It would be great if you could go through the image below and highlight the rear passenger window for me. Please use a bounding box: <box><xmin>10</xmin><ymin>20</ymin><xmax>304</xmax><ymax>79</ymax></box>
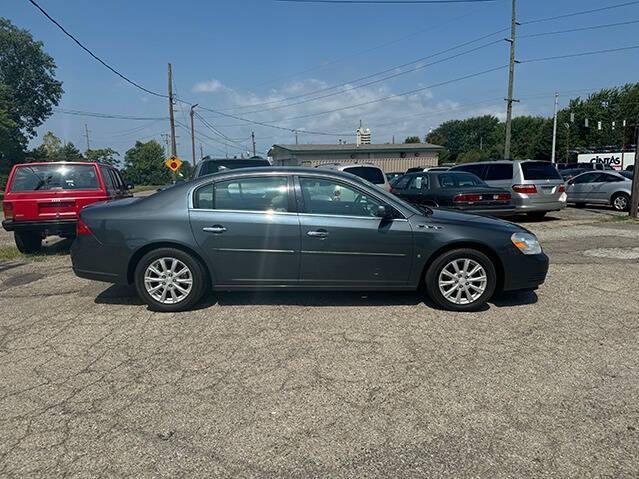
<box><xmin>521</xmin><ymin>162</ymin><xmax>561</xmax><ymax>180</ymax></box>
<box><xmin>194</xmin><ymin>176</ymin><xmax>289</xmax><ymax>212</ymax></box>
<box><xmin>453</xmin><ymin>164</ymin><xmax>486</xmax><ymax>179</ymax></box>
<box><xmin>408</xmin><ymin>176</ymin><xmax>428</xmax><ymax>190</ymax></box>
<box><xmin>100</xmin><ymin>166</ymin><xmax>116</xmax><ymax>193</ymax></box>
<box><xmin>485</xmin><ymin>164</ymin><xmax>513</xmax><ymax>181</ymax></box>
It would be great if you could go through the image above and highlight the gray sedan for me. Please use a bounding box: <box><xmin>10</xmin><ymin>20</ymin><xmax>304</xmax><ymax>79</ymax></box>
<box><xmin>71</xmin><ymin>167</ymin><xmax>549</xmax><ymax>312</ymax></box>
<box><xmin>566</xmin><ymin>171</ymin><xmax>633</xmax><ymax>211</ymax></box>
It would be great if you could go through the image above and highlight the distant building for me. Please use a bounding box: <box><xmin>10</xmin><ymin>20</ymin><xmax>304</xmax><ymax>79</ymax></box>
<box><xmin>268</xmin><ymin>143</ymin><xmax>444</xmax><ymax>173</ymax></box>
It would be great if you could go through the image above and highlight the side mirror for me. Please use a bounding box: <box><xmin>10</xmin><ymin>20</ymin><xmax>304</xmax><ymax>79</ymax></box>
<box><xmin>567</xmin><ymin>180</ymin><xmax>574</xmax><ymax>186</ymax></box>
<box><xmin>375</xmin><ymin>204</ymin><xmax>393</xmax><ymax>219</ymax></box>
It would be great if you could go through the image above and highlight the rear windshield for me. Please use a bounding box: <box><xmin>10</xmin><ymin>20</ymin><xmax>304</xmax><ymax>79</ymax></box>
<box><xmin>521</xmin><ymin>162</ymin><xmax>562</xmax><ymax>180</ymax></box>
<box><xmin>9</xmin><ymin>164</ymin><xmax>99</xmax><ymax>192</ymax></box>
<box><xmin>437</xmin><ymin>172</ymin><xmax>485</xmax><ymax>188</ymax></box>
<box><xmin>343</xmin><ymin>166</ymin><xmax>385</xmax><ymax>185</ymax></box>
<box><xmin>199</xmin><ymin>159</ymin><xmax>270</xmax><ymax>176</ymax></box>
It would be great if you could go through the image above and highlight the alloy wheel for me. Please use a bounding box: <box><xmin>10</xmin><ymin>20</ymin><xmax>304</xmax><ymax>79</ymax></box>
<box><xmin>613</xmin><ymin>195</ymin><xmax>629</xmax><ymax>211</ymax></box>
<box><xmin>144</xmin><ymin>257</ymin><xmax>193</xmax><ymax>305</ymax></box>
<box><xmin>438</xmin><ymin>258</ymin><xmax>488</xmax><ymax>305</ymax></box>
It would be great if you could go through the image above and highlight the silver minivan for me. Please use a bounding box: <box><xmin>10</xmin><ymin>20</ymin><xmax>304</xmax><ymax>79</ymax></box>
<box><xmin>316</xmin><ymin>163</ymin><xmax>391</xmax><ymax>191</ymax></box>
<box><xmin>450</xmin><ymin>160</ymin><xmax>567</xmax><ymax>219</ymax></box>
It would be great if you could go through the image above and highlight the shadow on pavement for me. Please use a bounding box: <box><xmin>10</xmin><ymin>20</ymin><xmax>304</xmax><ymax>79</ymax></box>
<box><xmin>95</xmin><ymin>284</ymin><xmax>537</xmax><ymax>312</ymax></box>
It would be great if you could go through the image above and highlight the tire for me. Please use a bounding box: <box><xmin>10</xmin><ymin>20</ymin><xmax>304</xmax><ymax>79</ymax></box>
<box><xmin>574</xmin><ymin>203</ymin><xmax>586</xmax><ymax>209</ymax></box>
<box><xmin>134</xmin><ymin>247</ymin><xmax>208</xmax><ymax>312</ymax></box>
<box><xmin>14</xmin><ymin>231</ymin><xmax>42</xmax><ymax>254</ymax></box>
<box><xmin>425</xmin><ymin>248</ymin><xmax>497</xmax><ymax>312</ymax></box>
<box><xmin>526</xmin><ymin>211</ymin><xmax>547</xmax><ymax>221</ymax></box>
<box><xmin>611</xmin><ymin>192</ymin><xmax>630</xmax><ymax>212</ymax></box>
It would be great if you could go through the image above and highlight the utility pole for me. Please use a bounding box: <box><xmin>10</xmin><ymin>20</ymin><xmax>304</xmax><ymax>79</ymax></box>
<box><xmin>295</xmin><ymin>130</ymin><xmax>299</xmax><ymax>145</ymax></box>
<box><xmin>251</xmin><ymin>131</ymin><xmax>256</xmax><ymax>157</ymax></box>
<box><xmin>190</xmin><ymin>104</ymin><xmax>198</xmax><ymax>166</ymax></box>
<box><xmin>551</xmin><ymin>92</ymin><xmax>559</xmax><ymax>164</ymax></box>
<box><xmin>167</xmin><ymin>63</ymin><xmax>177</xmax><ymax>158</ymax></box>
<box><xmin>504</xmin><ymin>0</ymin><xmax>519</xmax><ymax>159</ymax></box>
<box><xmin>200</xmin><ymin>143</ymin><xmax>204</xmax><ymax>160</ymax></box>
<box><xmin>83</xmin><ymin>123</ymin><xmax>91</xmax><ymax>152</ymax></box>
<box><xmin>630</xmin><ymin>122</ymin><xmax>639</xmax><ymax>218</ymax></box>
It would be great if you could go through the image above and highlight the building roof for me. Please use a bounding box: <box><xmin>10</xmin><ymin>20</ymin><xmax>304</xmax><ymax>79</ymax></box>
<box><xmin>270</xmin><ymin>143</ymin><xmax>444</xmax><ymax>155</ymax></box>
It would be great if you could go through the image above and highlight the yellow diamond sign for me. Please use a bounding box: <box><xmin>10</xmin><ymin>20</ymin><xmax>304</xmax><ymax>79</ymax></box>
<box><xmin>165</xmin><ymin>156</ymin><xmax>183</xmax><ymax>172</ymax></box>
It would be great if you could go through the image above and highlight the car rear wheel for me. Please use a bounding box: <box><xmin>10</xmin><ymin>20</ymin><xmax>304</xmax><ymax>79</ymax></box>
<box><xmin>14</xmin><ymin>231</ymin><xmax>42</xmax><ymax>254</ymax></box>
<box><xmin>134</xmin><ymin>248</ymin><xmax>207</xmax><ymax>312</ymax></box>
<box><xmin>611</xmin><ymin>192</ymin><xmax>630</xmax><ymax>212</ymax></box>
<box><xmin>425</xmin><ymin>249</ymin><xmax>497</xmax><ymax>312</ymax></box>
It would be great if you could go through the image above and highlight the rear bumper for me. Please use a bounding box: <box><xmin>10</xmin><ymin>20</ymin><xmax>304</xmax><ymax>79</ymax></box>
<box><xmin>2</xmin><ymin>219</ymin><xmax>76</xmax><ymax>235</ymax></box>
<box><xmin>501</xmin><ymin>251</ymin><xmax>549</xmax><ymax>292</ymax></box>
<box><xmin>510</xmin><ymin>196</ymin><xmax>567</xmax><ymax>214</ymax></box>
<box><xmin>71</xmin><ymin>233</ymin><xmax>129</xmax><ymax>285</ymax></box>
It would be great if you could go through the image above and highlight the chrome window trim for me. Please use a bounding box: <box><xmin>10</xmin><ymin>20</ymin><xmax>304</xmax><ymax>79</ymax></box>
<box><xmin>298</xmin><ymin>212</ymin><xmax>408</xmax><ymax>222</ymax></box>
<box><xmin>189</xmin><ymin>207</ymin><xmax>298</xmax><ymax>216</ymax></box>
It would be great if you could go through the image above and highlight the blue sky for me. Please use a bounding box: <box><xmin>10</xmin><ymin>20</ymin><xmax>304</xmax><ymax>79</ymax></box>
<box><xmin>6</xmin><ymin>0</ymin><xmax>639</xmax><ymax>160</ymax></box>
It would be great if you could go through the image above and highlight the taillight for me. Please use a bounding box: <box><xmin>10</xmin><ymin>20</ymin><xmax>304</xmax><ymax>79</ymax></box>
<box><xmin>76</xmin><ymin>218</ymin><xmax>92</xmax><ymax>236</ymax></box>
<box><xmin>2</xmin><ymin>202</ymin><xmax>13</xmax><ymax>220</ymax></box>
<box><xmin>512</xmin><ymin>184</ymin><xmax>538</xmax><ymax>194</ymax></box>
<box><xmin>453</xmin><ymin>194</ymin><xmax>483</xmax><ymax>203</ymax></box>
<box><xmin>495</xmin><ymin>193</ymin><xmax>512</xmax><ymax>201</ymax></box>
<box><xmin>558</xmin><ymin>184</ymin><xmax>566</xmax><ymax>193</ymax></box>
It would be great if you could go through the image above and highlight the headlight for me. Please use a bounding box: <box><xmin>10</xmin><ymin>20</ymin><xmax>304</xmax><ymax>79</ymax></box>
<box><xmin>511</xmin><ymin>232</ymin><xmax>542</xmax><ymax>255</ymax></box>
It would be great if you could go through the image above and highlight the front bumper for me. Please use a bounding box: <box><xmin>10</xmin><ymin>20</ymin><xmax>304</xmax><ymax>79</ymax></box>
<box><xmin>501</xmin><ymin>250</ymin><xmax>549</xmax><ymax>292</ymax></box>
<box><xmin>2</xmin><ymin>219</ymin><xmax>77</xmax><ymax>235</ymax></box>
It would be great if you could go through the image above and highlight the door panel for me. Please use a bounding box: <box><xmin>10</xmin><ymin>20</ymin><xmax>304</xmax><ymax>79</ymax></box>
<box><xmin>297</xmin><ymin>176</ymin><xmax>413</xmax><ymax>286</ymax></box>
<box><xmin>189</xmin><ymin>175</ymin><xmax>301</xmax><ymax>285</ymax></box>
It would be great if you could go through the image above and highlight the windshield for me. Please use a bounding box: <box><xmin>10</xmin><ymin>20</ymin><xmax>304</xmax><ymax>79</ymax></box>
<box><xmin>521</xmin><ymin>161</ymin><xmax>562</xmax><ymax>180</ymax></box>
<box><xmin>199</xmin><ymin>159</ymin><xmax>270</xmax><ymax>176</ymax></box>
<box><xmin>436</xmin><ymin>172</ymin><xmax>485</xmax><ymax>188</ymax></box>
<box><xmin>343</xmin><ymin>166</ymin><xmax>385</xmax><ymax>185</ymax></box>
<box><xmin>9</xmin><ymin>164</ymin><xmax>99</xmax><ymax>192</ymax></box>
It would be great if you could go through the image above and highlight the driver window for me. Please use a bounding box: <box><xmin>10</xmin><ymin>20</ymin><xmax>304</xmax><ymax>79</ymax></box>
<box><xmin>300</xmin><ymin>177</ymin><xmax>383</xmax><ymax>218</ymax></box>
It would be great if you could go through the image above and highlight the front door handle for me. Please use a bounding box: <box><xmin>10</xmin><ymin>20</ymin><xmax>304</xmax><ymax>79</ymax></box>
<box><xmin>203</xmin><ymin>225</ymin><xmax>227</xmax><ymax>234</ymax></box>
<box><xmin>307</xmin><ymin>229</ymin><xmax>329</xmax><ymax>238</ymax></box>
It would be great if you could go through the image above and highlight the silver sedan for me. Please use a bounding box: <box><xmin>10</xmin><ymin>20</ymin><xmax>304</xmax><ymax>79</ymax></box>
<box><xmin>566</xmin><ymin>171</ymin><xmax>633</xmax><ymax>211</ymax></box>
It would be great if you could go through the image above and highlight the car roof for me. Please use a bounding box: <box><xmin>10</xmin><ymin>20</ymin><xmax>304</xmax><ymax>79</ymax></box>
<box><xmin>317</xmin><ymin>163</ymin><xmax>382</xmax><ymax>170</ymax></box>
<box><xmin>13</xmin><ymin>161</ymin><xmax>102</xmax><ymax>167</ymax></box>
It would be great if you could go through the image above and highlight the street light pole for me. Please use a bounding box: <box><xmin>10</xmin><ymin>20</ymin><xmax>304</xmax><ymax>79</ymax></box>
<box><xmin>190</xmin><ymin>104</ymin><xmax>198</xmax><ymax>166</ymax></box>
<box><xmin>551</xmin><ymin>92</ymin><xmax>559</xmax><ymax>164</ymax></box>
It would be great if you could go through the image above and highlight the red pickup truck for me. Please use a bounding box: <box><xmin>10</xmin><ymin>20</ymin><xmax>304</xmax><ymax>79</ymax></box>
<box><xmin>2</xmin><ymin>162</ymin><xmax>132</xmax><ymax>253</ymax></box>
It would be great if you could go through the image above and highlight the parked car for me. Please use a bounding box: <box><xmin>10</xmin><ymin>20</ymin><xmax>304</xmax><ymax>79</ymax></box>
<box><xmin>72</xmin><ymin>167</ymin><xmax>549</xmax><ymax>313</ymax></box>
<box><xmin>316</xmin><ymin>163</ymin><xmax>391</xmax><ymax>191</ymax></box>
<box><xmin>560</xmin><ymin>168</ymin><xmax>589</xmax><ymax>181</ymax></box>
<box><xmin>422</xmin><ymin>167</ymin><xmax>451</xmax><ymax>172</ymax></box>
<box><xmin>391</xmin><ymin>171</ymin><xmax>514</xmax><ymax>216</ymax></box>
<box><xmin>565</xmin><ymin>171</ymin><xmax>633</xmax><ymax>211</ymax></box>
<box><xmin>619</xmin><ymin>171</ymin><xmax>635</xmax><ymax>180</ymax></box>
<box><xmin>405</xmin><ymin>167</ymin><xmax>425</xmax><ymax>174</ymax></box>
<box><xmin>2</xmin><ymin>162</ymin><xmax>132</xmax><ymax>253</ymax></box>
<box><xmin>558</xmin><ymin>162</ymin><xmax>613</xmax><ymax>171</ymax></box>
<box><xmin>192</xmin><ymin>157</ymin><xmax>271</xmax><ymax>178</ymax></box>
<box><xmin>450</xmin><ymin>160</ymin><xmax>566</xmax><ymax>220</ymax></box>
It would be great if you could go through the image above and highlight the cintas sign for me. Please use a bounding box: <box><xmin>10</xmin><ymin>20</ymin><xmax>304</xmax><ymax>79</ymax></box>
<box><xmin>577</xmin><ymin>152</ymin><xmax>636</xmax><ymax>171</ymax></box>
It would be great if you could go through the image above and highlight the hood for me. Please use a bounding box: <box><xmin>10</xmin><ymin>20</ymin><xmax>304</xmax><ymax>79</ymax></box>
<box><xmin>427</xmin><ymin>207</ymin><xmax>525</xmax><ymax>233</ymax></box>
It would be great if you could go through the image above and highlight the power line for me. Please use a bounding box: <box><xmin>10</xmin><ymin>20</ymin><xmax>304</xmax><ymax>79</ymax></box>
<box><xmin>521</xmin><ymin>0</ymin><xmax>639</xmax><ymax>25</ymax></box>
<box><xmin>521</xmin><ymin>44</ymin><xmax>639</xmax><ymax>64</ymax></box>
<box><xmin>26</xmin><ymin>0</ymin><xmax>167</xmax><ymax>98</ymax></box>
<box><xmin>275</xmin><ymin>0</ymin><xmax>497</xmax><ymax>3</ymax></box>
<box><xmin>218</xmin><ymin>28</ymin><xmax>507</xmax><ymax>112</ymax></box>
<box><xmin>519</xmin><ymin>18</ymin><xmax>639</xmax><ymax>38</ymax></box>
<box><xmin>53</xmin><ymin>108</ymin><xmax>168</xmax><ymax>121</ymax></box>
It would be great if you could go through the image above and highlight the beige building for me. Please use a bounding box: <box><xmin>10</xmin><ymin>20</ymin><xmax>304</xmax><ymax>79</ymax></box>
<box><xmin>268</xmin><ymin>143</ymin><xmax>444</xmax><ymax>173</ymax></box>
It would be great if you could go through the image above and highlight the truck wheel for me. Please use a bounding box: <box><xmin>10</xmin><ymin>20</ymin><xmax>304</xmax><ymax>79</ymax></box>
<box><xmin>14</xmin><ymin>231</ymin><xmax>42</xmax><ymax>254</ymax></box>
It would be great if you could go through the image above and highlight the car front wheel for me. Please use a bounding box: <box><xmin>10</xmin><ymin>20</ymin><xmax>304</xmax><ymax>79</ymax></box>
<box><xmin>425</xmin><ymin>249</ymin><xmax>497</xmax><ymax>312</ymax></box>
<box><xmin>134</xmin><ymin>247</ymin><xmax>207</xmax><ymax>312</ymax></box>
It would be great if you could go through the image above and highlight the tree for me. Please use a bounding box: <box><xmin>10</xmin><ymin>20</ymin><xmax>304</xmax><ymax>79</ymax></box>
<box><xmin>85</xmin><ymin>148</ymin><xmax>120</xmax><ymax>166</ymax></box>
<box><xmin>124</xmin><ymin>140</ymin><xmax>170</xmax><ymax>185</ymax></box>
<box><xmin>0</xmin><ymin>18</ymin><xmax>63</xmax><ymax>186</ymax></box>
<box><xmin>404</xmin><ymin>136</ymin><xmax>421</xmax><ymax>144</ymax></box>
<box><xmin>41</xmin><ymin>131</ymin><xmax>62</xmax><ymax>157</ymax></box>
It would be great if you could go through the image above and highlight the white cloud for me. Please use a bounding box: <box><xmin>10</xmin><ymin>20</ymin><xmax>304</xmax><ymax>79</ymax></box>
<box><xmin>192</xmin><ymin>79</ymin><xmax>226</xmax><ymax>93</ymax></box>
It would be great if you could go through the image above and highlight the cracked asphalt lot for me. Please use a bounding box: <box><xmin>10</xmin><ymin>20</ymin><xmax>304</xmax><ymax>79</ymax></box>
<box><xmin>1</xmin><ymin>208</ymin><xmax>638</xmax><ymax>478</ymax></box>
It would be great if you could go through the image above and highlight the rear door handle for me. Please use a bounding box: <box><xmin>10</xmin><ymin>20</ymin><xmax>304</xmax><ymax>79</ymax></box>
<box><xmin>307</xmin><ymin>230</ymin><xmax>329</xmax><ymax>238</ymax></box>
<box><xmin>203</xmin><ymin>225</ymin><xmax>227</xmax><ymax>234</ymax></box>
